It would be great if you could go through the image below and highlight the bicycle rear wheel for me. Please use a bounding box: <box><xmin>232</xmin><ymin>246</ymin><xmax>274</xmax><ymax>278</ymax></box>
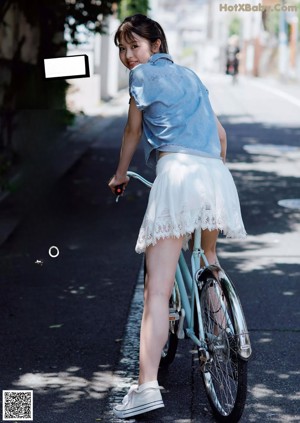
<box><xmin>198</xmin><ymin>273</ymin><xmax>248</xmax><ymax>422</ymax></box>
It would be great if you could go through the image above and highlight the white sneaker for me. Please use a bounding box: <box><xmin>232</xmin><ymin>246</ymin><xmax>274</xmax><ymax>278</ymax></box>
<box><xmin>113</xmin><ymin>380</ymin><xmax>164</xmax><ymax>419</ymax></box>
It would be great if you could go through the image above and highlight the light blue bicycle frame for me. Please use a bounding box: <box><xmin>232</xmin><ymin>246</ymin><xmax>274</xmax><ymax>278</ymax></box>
<box><xmin>175</xmin><ymin>229</ymin><xmax>208</xmax><ymax>349</ymax></box>
<box><xmin>175</xmin><ymin>230</ymin><xmax>252</xmax><ymax>360</ymax></box>
<box><xmin>126</xmin><ymin>171</ymin><xmax>252</xmax><ymax>361</ymax></box>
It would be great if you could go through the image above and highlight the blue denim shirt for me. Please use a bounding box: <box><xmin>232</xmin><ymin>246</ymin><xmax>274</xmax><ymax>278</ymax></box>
<box><xmin>129</xmin><ymin>53</ymin><xmax>221</xmax><ymax>168</ymax></box>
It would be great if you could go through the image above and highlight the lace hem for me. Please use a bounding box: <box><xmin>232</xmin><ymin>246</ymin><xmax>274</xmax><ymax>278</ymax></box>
<box><xmin>135</xmin><ymin>208</ymin><xmax>247</xmax><ymax>254</ymax></box>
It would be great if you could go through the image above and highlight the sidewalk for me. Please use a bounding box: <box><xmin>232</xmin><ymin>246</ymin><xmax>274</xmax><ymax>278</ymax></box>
<box><xmin>0</xmin><ymin>89</ymin><xmax>130</xmax><ymax>247</ymax></box>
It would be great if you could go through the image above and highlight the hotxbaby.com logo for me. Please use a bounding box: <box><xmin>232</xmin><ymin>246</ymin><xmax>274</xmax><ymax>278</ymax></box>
<box><xmin>219</xmin><ymin>2</ymin><xmax>298</xmax><ymax>12</ymax></box>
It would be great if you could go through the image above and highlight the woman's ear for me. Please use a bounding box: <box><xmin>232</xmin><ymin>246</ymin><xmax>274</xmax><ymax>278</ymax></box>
<box><xmin>151</xmin><ymin>39</ymin><xmax>161</xmax><ymax>53</ymax></box>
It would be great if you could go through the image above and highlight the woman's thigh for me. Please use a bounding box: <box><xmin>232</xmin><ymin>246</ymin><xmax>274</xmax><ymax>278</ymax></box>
<box><xmin>145</xmin><ymin>236</ymin><xmax>184</xmax><ymax>298</ymax></box>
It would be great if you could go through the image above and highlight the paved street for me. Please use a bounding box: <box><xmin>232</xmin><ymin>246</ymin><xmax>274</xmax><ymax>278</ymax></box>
<box><xmin>0</xmin><ymin>73</ymin><xmax>299</xmax><ymax>423</ymax></box>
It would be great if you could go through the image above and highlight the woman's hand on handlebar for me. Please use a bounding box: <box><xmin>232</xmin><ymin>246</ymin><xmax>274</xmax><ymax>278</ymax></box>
<box><xmin>108</xmin><ymin>174</ymin><xmax>129</xmax><ymax>196</ymax></box>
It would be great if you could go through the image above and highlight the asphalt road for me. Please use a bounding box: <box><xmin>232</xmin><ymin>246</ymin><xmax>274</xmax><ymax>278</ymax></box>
<box><xmin>0</xmin><ymin>74</ymin><xmax>299</xmax><ymax>423</ymax></box>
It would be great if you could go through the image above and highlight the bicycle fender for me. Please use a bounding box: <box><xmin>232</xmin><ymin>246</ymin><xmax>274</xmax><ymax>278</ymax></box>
<box><xmin>197</xmin><ymin>266</ymin><xmax>252</xmax><ymax>361</ymax></box>
<box><xmin>219</xmin><ymin>271</ymin><xmax>252</xmax><ymax>360</ymax></box>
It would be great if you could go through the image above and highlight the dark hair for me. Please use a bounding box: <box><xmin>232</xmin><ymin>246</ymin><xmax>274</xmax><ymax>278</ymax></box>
<box><xmin>114</xmin><ymin>14</ymin><xmax>169</xmax><ymax>54</ymax></box>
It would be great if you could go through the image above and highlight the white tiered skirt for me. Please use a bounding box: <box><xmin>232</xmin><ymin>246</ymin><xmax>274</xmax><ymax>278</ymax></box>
<box><xmin>135</xmin><ymin>153</ymin><xmax>246</xmax><ymax>254</ymax></box>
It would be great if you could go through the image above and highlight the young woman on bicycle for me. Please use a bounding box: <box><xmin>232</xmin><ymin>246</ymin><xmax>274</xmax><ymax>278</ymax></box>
<box><xmin>108</xmin><ymin>14</ymin><xmax>246</xmax><ymax>419</ymax></box>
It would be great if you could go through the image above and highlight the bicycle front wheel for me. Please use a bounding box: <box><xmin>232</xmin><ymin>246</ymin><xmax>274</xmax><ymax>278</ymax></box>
<box><xmin>199</xmin><ymin>275</ymin><xmax>248</xmax><ymax>422</ymax></box>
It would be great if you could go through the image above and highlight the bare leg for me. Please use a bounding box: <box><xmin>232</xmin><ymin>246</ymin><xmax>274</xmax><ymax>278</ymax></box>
<box><xmin>201</xmin><ymin>229</ymin><xmax>225</xmax><ymax>332</ymax></box>
<box><xmin>201</xmin><ymin>229</ymin><xmax>220</xmax><ymax>267</ymax></box>
<box><xmin>139</xmin><ymin>236</ymin><xmax>184</xmax><ymax>385</ymax></box>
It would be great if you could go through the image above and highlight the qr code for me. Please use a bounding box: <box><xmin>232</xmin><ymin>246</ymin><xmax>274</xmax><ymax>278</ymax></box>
<box><xmin>2</xmin><ymin>390</ymin><xmax>33</xmax><ymax>421</ymax></box>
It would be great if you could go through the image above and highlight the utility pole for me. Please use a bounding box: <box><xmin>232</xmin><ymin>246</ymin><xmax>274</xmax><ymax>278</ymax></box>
<box><xmin>278</xmin><ymin>0</ymin><xmax>288</xmax><ymax>81</ymax></box>
<box><xmin>207</xmin><ymin>0</ymin><xmax>213</xmax><ymax>40</ymax></box>
<box><xmin>286</xmin><ymin>11</ymin><xmax>298</xmax><ymax>79</ymax></box>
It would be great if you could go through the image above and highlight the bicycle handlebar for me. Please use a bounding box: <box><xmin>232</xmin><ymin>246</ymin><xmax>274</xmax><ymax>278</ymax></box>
<box><xmin>114</xmin><ymin>171</ymin><xmax>152</xmax><ymax>202</ymax></box>
<box><xmin>127</xmin><ymin>171</ymin><xmax>153</xmax><ymax>188</ymax></box>
<box><xmin>114</xmin><ymin>185</ymin><xmax>124</xmax><ymax>195</ymax></box>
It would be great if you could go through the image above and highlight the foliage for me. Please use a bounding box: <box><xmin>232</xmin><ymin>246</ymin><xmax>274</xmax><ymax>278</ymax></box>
<box><xmin>65</xmin><ymin>0</ymin><xmax>120</xmax><ymax>44</ymax></box>
<box><xmin>263</xmin><ymin>9</ymin><xmax>280</xmax><ymax>35</ymax></box>
<box><xmin>263</xmin><ymin>1</ymin><xmax>300</xmax><ymax>37</ymax></box>
<box><xmin>0</xmin><ymin>0</ymin><xmax>119</xmax><ymax>111</ymax></box>
<box><xmin>228</xmin><ymin>17</ymin><xmax>241</xmax><ymax>37</ymax></box>
<box><xmin>118</xmin><ymin>0</ymin><xmax>149</xmax><ymax>21</ymax></box>
<box><xmin>0</xmin><ymin>0</ymin><xmax>120</xmax><ymax>183</ymax></box>
<box><xmin>0</xmin><ymin>1</ymin><xmax>120</xmax><ymax>46</ymax></box>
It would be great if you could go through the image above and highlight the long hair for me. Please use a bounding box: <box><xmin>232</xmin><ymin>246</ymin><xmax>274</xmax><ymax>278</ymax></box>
<box><xmin>114</xmin><ymin>14</ymin><xmax>169</xmax><ymax>54</ymax></box>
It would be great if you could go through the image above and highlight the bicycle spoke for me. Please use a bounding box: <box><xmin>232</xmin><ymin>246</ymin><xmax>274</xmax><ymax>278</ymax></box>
<box><xmin>210</xmin><ymin>360</ymin><xmax>236</xmax><ymax>411</ymax></box>
<box><xmin>124</xmin><ymin>171</ymin><xmax>249</xmax><ymax>421</ymax></box>
<box><xmin>200</xmin><ymin>279</ymin><xmax>243</xmax><ymax>416</ymax></box>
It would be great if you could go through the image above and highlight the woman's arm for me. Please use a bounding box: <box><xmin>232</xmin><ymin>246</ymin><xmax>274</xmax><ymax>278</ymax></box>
<box><xmin>214</xmin><ymin>114</ymin><xmax>227</xmax><ymax>163</ymax></box>
<box><xmin>108</xmin><ymin>97</ymin><xmax>143</xmax><ymax>192</ymax></box>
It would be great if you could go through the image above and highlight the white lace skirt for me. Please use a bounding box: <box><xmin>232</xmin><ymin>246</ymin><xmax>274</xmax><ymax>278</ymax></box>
<box><xmin>135</xmin><ymin>153</ymin><xmax>246</xmax><ymax>254</ymax></box>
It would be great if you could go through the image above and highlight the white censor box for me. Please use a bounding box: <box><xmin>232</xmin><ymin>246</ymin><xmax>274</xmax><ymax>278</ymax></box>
<box><xmin>44</xmin><ymin>55</ymin><xmax>90</xmax><ymax>79</ymax></box>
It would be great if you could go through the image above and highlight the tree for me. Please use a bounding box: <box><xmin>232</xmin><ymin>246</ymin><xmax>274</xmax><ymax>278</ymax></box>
<box><xmin>0</xmin><ymin>0</ymin><xmax>119</xmax><ymax>191</ymax></box>
<box><xmin>118</xmin><ymin>0</ymin><xmax>149</xmax><ymax>21</ymax></box>
<box><xmin>0</xmin><ymin>1</ymin><xmax>120</xmax><ymax>79</ymax></box>
<box><xmin>228</xmin><ymin>17</ymin><xmax>241</xmax><ymax>37</ymax></box>
<box><xmin>0</xmin><ymin>0</ymin><xmax>121</xmax><ymax>113</ymax></box>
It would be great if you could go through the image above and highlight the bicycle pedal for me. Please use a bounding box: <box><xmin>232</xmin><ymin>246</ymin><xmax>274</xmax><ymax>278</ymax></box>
<box><xmin>199</xmin><ymin>347</ymin><xmax>210</xmax><ymax>371</ymax></box>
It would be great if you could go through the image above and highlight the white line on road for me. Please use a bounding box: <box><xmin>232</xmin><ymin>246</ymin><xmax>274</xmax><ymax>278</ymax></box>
<box><xmin>104</xmin><ymin>262</ymin><xmax>144</xmax><ymax>422</ymax></box>
<box><xmin>248</xmin><ymin>79</ymin><xmax>300</xmax><ymax>109</ymax></box>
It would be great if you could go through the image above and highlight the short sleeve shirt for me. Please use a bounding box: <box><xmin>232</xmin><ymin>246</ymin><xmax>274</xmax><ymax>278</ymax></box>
<box><xmin>129</xmin><ymin>53</ymin><xmax>221</xmax><ymax>167</ymax></box>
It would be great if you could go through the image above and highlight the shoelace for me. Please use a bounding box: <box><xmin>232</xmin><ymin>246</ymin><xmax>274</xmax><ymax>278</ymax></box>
<box><xmin>121</xmin><ymin>385</ymin><xmax>139</xmax><ymax>405</ymax></box>
<box><xmin>121</xmin><ymin>384</ymin><xmax>164</xmax><ymax>406</ymax></box>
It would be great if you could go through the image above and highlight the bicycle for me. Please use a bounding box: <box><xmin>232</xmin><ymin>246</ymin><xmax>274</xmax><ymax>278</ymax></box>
<box><xmin>116</xmin><ymin>170</ymin><xmax>252</xmax><ymax>423</ymax></box>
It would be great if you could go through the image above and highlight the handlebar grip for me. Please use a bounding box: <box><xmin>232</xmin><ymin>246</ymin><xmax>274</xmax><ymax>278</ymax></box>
<box><xmin>115</xmin><ymin>184</ymin><xmax>125</xmax><ymax>196</ymax></box>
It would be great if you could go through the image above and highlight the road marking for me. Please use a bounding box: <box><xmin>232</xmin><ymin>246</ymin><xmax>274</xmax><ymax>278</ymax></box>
<box><xmin>104</xmin><ymin>262</ymin><xmax>144</xmax><ymax>422</ymax></box>
<box><xmin>248</xmin><ymin>79</ymin><xmax>300</xmax><ymax>108</ymax></box>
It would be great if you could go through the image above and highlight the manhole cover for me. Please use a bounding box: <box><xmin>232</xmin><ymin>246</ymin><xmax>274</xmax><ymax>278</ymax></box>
<box><xmin>244</xmin><ymin>144</ymin><xmax>300</xmax><ymax>156</ymax></box>
<box><xmin>278</xmin><ymin>199</ymin><xmax>300</xmax><ymax>210</ymax></box>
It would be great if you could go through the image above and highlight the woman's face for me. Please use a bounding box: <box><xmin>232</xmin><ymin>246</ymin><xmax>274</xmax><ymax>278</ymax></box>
<box><xmin>118</xmin><ymin>33</ymin><xmax>160</xmax><ymax>70</ymax></box>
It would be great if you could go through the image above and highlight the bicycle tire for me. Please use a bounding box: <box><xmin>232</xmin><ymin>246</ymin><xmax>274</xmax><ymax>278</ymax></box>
<box><xmin>143</xmin><ymin>260</ymin><xmax>180</xmax><ymax>367</ymax></box>
<box><xmin>197</xmin><ymin>271</ymin><xmax>248</xmax><ymax>422</ymax></box>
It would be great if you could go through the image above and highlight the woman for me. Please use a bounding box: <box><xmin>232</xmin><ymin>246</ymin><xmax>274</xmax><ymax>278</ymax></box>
<box><xmin>108</xmin><ymin>14</ymin><xmax>246</xmax><ymax>419</ymax></box>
